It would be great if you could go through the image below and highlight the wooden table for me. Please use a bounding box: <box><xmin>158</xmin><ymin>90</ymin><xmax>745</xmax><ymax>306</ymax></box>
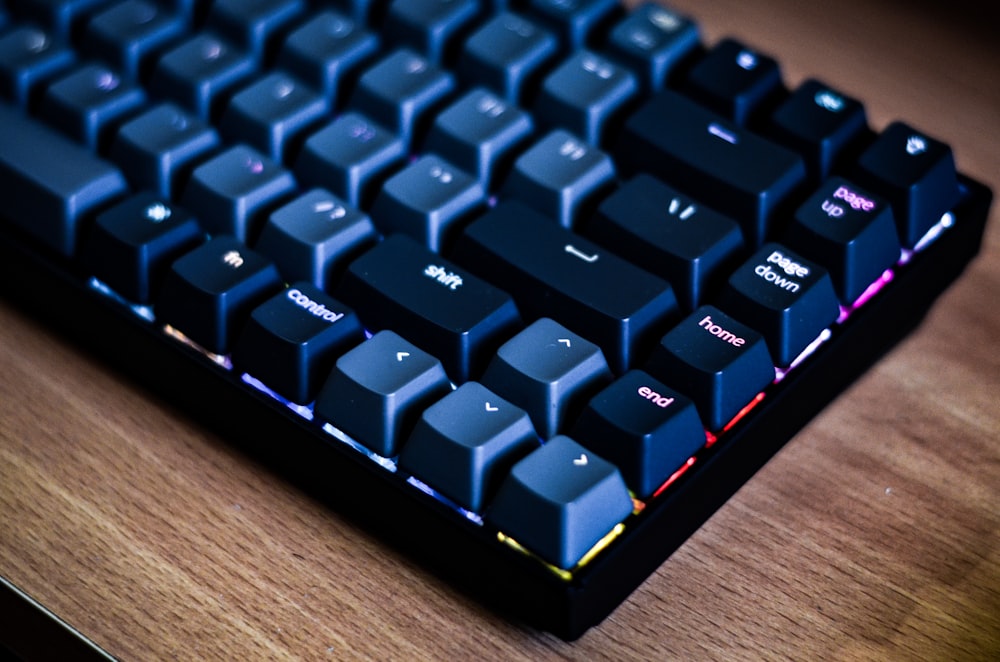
<box><xmin>2</xmin><ymin>0</ymin><xmax>997</xmax><ymax>658</ymax></box>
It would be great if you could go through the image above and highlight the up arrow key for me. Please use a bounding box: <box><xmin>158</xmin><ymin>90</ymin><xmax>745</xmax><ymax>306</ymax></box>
<box><xmin>559</xmin><ymin>338</ymin><xmax>572</xmax><ymax>348</ymax></box>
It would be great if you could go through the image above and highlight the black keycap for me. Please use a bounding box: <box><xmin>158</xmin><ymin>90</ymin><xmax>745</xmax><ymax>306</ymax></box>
<box><xmin>205</xmin><ymin>0</ymin><xmax>305</xmax><ymax>61</ymax></box>
<box><xmin>423</xmin><ymin>87</ymin><xmax>533</xmax><ymax>189</ymax></box>
<box><xmin>479</xmin><ymin>318</ymin><xmax>613</xmax><ymax>439</ymax></box>
<box><xmin>336</xmin><ymin>234</ymin><xmax>523</xmax><ymax>382</ymax></box>
<box><xmin>766</xmin><ymin>78</ymin><xmax>867</xmax><ymax>184</ymax></box>
<box><xmin>533</xmin><ymin>49</ymin><xmax>638</xmax><ymax>145</ymax></box>
<box><xmin>851</xmin><ymin>121</ymin><xmax>961</xmax><ymax>249</ymax></box>
<box><xmin>369</xmin><ymin>154</ymin><xmax>486</xmax><ymax>252</ymax></box>
<box><xmin>501</xmin><ymin>129</ymin><xmax>616</xmax><ymax>229</ymax></box>
<box><xmin>526</xmin><ymin>0</ymin><xmax>620</xmax><ymax>51</ymax></box>
<box><xmin>294</xmin><ymin>112</ymin><xmax>407</xmax><ymax>209</ymax></box>
<box><xmin>585</xmin><ymin>173</ymin><xmax>744</xmax><ymax>312</ymax></box>
<box><xmin>232</xmin><ymin>281</ymin><xmax>365</xmax><ymax>404</ymax></box>
<box><xmin>383</xmin><ymin>0</ymin><xmax>480</xmax><ymax>64</ymax></box>
<box><xmin>254</xmin><ymin>188</ymin><xmax>377</xmax><ymax>289</ymax></box>
<box><xmin>717</xmin><ymin>243</ymin><xmax>840</xmax><ymax>367</ymax></box>
<box><xmin>39</xmin><ymin>62</ymin><xmax>147</xmax><ymax>152</ymax></box>
<box><xmin>783</xmin><ymin>177</ymin><xmax>901</xmax><ymax>304</ymax></box>
<box><xmin>645</xmin><ymin>305</ymin><xmax>773</xmax><ymax>431</ymax></box>
<box><xmin>0</xmin><ymin>102</ymin><xmax>127</xmax><ymax>256</ymax></box>
<box><xmin>487</xmin><ymin>434</ymin><xmax>634</xmax><ymax>570</ymax></box>
<box><xmin>615</xmin><ymin>88</ymin><xmax>806</xmax><ymax>247</ymax></box>
<box><xmin>275</xmin><ymin>10</ymin><xmax>380</xmax><ymax>104</ymax></box>
<box><xmin>347</xmin><ymin>48</ymin><xmax>455</xmax><ymax>148</ymax></box>
<box><xmin>156</xmin><ymin>235</ymin><xmax>284</xmax><ymax>355</ymax></box>
<box><xmin>220</xmin><ymin>71</ymin><xmax>329</xmax><ymax>162</ymax></box>
<box><xmin>83</xmin><ymin>0</ymin><xmax>186</xmax><ymax>82</ymax></box>
<box><xmin>109</xmin><ymin>102</ymin><xmax>221</xmax><ymax>199</ymax></box>
<box><xmin>398</xmin><ymin>381</ymin><xmax>539</xmax><ymax>513</ymax></box>
<box><xmin>149</xmin><ymin>33</ymin><xmax>256</xmax><ymax>121</ymax></box>
<box><xmin>82</xmin><ymin>192</ymin><xmax>204</xmax><ymax>303</ymax></box>
<box><xmin>571</xmin><ymin>369</ymin><xmax>706</xmax><ymax>499</ymax></box>
<box><xmin>604</xmin><ymin>2</ymin><xmax>699</xmax><ymax>93</ymax></box>
<box><xmin>454</xmin><ymin>201</ymin><xmax>678</xmax><ymax>374</ymax></box>
<box><xmin>0</xmin><ymin>25</ymin><xmax>76</xmax><ymax>107</ymax></box>
<box><xmin>681</xmin><ymin>38</ymin><xmax>782</xmax><ymax>125</ymax></box>
<box><xmin>314</xmin><ymin>330</ymin><xmax>453</xmax><ymax>457</ymax></box>
<box><xmin>181</xmin><ymin>144</ymin><xmax>297</xmax><ymax>242</ymax></box>
<box><xmin>457</xmin><ymin>12</ymin><xmax>558</xmax><ymax>105</ymax></box>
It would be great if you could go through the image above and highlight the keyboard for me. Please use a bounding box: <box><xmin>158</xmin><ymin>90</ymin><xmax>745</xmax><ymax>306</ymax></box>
<box><xmin>0</xmin><ymin>0</ymin><xmax>992</xmax><ymax>641</ymax></box>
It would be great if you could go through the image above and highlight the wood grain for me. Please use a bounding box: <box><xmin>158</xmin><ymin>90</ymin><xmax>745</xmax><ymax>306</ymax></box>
<box><xmin>2</xmin><ymin>0</ymin><xmax>998</xmax><ymax>659</ymax></box>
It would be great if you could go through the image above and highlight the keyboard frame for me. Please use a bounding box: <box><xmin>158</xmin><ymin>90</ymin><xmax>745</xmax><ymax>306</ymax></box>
<box><xmin>0</xmin><ymin>169</ymin><xmax>990</xmax><ymax>639</ymax></box>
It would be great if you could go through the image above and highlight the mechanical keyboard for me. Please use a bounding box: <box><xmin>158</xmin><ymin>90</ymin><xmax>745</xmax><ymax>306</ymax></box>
<box><xmin>0</xmin><ymin>0</ymin><xmax>992</xmax><ymax>640</ymax></box>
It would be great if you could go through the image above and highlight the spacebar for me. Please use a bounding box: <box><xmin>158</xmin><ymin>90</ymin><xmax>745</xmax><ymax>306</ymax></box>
<box><xmin>452</xmin><ymin>201</ymin><xmax>678</xmax><ymax>375</ymax></box>
<box><xmin>0</xmin><ymin>104</ymin><xmax>128</xmax><ymax>257</ymax></box>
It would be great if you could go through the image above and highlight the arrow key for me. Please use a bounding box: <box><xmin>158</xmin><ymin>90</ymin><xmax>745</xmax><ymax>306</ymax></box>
<box><xmin>480</xmin><ymin>318</ymin><xmax>612</xmax><ymax>439</ymax></box>
<box><xmin>314</xmin><ymin>330</ymin><xmax>452</xmax><ymax>457</ymax></box>
<box><xmin>487</xmin><ymin>435</ymin><xmax>634</xmax><ymax>570</ymax></box>
<box><xmin>399</xmin><ymin>382</ymin><xmax>539</xmax><ymax>512</ymax></box>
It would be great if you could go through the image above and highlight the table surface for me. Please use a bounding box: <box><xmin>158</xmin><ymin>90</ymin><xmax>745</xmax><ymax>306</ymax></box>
<box><xmin>2</xmin><ymin>0</ymin><xmax>998</xmax><ymax>659</ymax></box>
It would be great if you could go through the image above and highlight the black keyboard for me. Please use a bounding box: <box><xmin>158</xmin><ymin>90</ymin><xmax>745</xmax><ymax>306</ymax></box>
<box><xmin>0</xmin><ymin>0</ymin><xmax>992</xmax><ymax>640</ymax></box>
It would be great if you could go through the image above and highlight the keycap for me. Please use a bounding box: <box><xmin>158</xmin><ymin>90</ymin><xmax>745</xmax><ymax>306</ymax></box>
<box><xmin>454</xmin><ymin>201</ymin><xmax>678</xmax><ymax>374</ymax></box>
<box><xmin>717</xmin><ymin>243</ymin><xmax>840</xmax><ymax>367</ymax></box>
<box><xmin>422</xmin><ymin>87</ymin><xmax>534</xmax><ymax>189</ymax></box>
<box><xmin>501</xmin><ymin>129</ymin><xmax>616</xmax><ymax>229</ymax></box>
<box><xmin>645</xmin><ymin>305</ymin><xmax>774</xmax><ymax>431</ymax></box>
<box><xmin>82</xmin><ymin>0</ymin><xmax>186</xmax><ymax>82</ymax></box>
<box><xmin>533</xmin><ymin>49</ymin><xmax>638</xmax><ymax>145</ymax></box>
<box><xmin>680</xmin><ymin>38</ymin><xmax>782</xmax><ymax>125</ymax></box>
<box><xmin>851</xmin><ymin>121</ymin><xmax>961</xmax><ymax>248</ymax></box>
<box><xmin>457</xmin><ymin>12</ymin><xmax>558</xmax><ymax>105</ymax></box>
<box><xmin>487</xmin><ymin>434</ymin><xmax>634</xmax><ymax>570</ymax></box>
<box><xmin>585</xmin><ymin>173</ymin><xmax>744</xmax><ymax>312</ymax></box>
<box><xmin>347</xmin><ymin>48</ymin><xmax>455</xmax><ymax>148</ymax></box>
<box><xmin>525</xmin><ymin>0</ymin><xmax>621</xmax><ymax>51</ymax></box>
<box><xmin>39</xmin><ymin>63</ymin><xmax>147</xmax><ymax>152</ymax></box>
<box><xmin>336</xmin><ymin>234</ymin><xmax>523</xmax><ymax>383</ymax></box>
<box><xmin>766</xmin><ymin>78</ymin><xmax>868</xmax><ymax>184</ymax></box>
<box><xmin>254</xmin><ymin>188</ymin><xmax>377</xmax><ymax>289</ymax></box>
<box><xmin>275</xmin><ymin>10</ymin><xmax>380</xmax><ymax>104</ymax></box>
<box><xmin>109</xmin><ymin>102</ymin><xmax>221</xmax><ymax>199</ymax></box>
<box><xmin>369</xmin><ymin>154</ymin><xmax>486</xmax><ymax>252</ymax></box>
<box><xmin>149</xmin><ymin>33</ymin><xmax>256</xmax><ymax>121</ymax></box>
<box><xmin>571</xmin><ymin>369</ymin><xmax>705</xmax><ymax>499</ymax></box>
<box><xmin>205</xmin><ymin>0</ymin><xmax>305</xmax><ymax>61</ymax></box>
<box><xmin>219</xmin><ymin>71</ymin><xmax>329</xmax><ymax>162</ymax></box>
<box><xmin>82</xmin><ymin>192</ymin><xmax>204</xmax><ymax>303</ymax></box>
<box><xmin>783</xmin><ymin>177</ymin><xmax>901</xmax><ymax>304</ymax></box>
<box><xmin>232</xmin><ymin>281</ymin><xmax>365</xmax><ymax>404</ymax></box>
<box><xmin>156</xmin><ymin>236</ymin><xmax>284</xmax><ymax>355</ymax></box>
<box><xmin>294</xmin><ymin>112</ymin><xmax>407</xmax><ymax>209</ymax></box>
<box><xmin>0</xmin><ymin>102</ymin><xmax>127</xmax><ymax>256</ymax></box>
<box><xmin>0</xmin><ymin>25</ymin><xmax>76</xmax><ymax>107</ymax></box>
<box><xmin>603</xmin><ymin>2</ymin><xmax>699</xmax><ymax>93</ymax></box>
<box><xmin>180</xmin><ymin>144</ymin><xmax>297</xmax><ymax>242</ymax></box>
<box><xmin>479</xmin><ymin>318</ymin><xmax>613</xmax><ymax>439</ymax></box>
<box><xmin>616</xmin><ymin>88</ymin><xmax>806</xmax><ymax>247</ymax></box>
<box><xmin>398</xmin><ymin>382</ymin><xmax>539</xmax><ymax>513</ymax></box>
<box><xmin>383</xmin><ymin>0</ymin><xmax>480</xmax><ymax>64</ymax></box>
<box><xmin>314</xmin><ymin>330</ymin><xmax>453</xmax><ymax>457</ymax></box>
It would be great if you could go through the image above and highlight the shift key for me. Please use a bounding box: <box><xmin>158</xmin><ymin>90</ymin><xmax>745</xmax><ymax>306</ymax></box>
<box><xmin>0</xmin><ymin>103</ymin><xmax>127</xmax><ymax>256</ymax></box>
